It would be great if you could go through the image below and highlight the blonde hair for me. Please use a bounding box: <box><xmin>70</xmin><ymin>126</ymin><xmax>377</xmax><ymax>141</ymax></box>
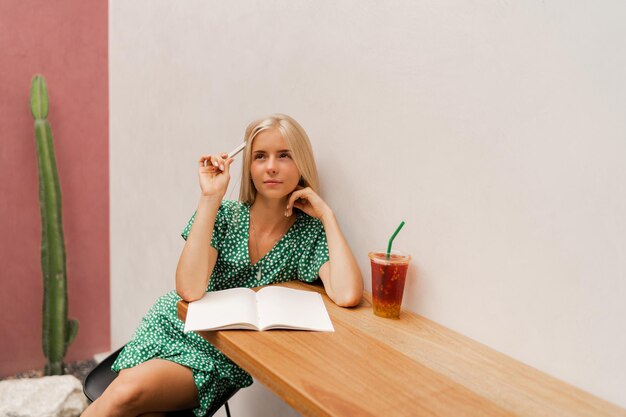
<box><xmin>239</xmin><ymin>114</ymin><xmax>320</xmax><ymax>204</ymax></box>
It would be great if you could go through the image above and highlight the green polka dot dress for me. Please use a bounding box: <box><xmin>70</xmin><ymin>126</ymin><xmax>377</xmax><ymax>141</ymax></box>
<box><xmin>112</xmin><ymin>200</ymin><xmax>330</xmax><ymax>416</ymax></box>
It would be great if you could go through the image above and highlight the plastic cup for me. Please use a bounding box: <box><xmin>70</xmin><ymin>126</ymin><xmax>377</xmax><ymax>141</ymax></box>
<box><xmin>368</xmin><ymin>250</ymin><xmax>411</xmax><ymax>318</ymax></box>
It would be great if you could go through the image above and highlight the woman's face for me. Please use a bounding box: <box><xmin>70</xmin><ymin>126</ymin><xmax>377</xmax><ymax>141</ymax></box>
<box><xmin>250</xmin><ymin>128</ymin><xmax>300</xmax><ymax>202</ymax></box>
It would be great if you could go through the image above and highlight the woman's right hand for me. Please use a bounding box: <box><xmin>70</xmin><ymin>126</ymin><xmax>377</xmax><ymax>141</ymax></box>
<box><xmin>198</xmin><ymin>153</ymin><xmax>233</xmax><ymax>198</ymax></box>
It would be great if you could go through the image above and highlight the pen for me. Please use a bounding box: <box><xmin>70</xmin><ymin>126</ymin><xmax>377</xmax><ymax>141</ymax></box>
<box><xmin>204</xmin><ymin>142</ymin><xmax>247</xmax><ymax>168</ymax></box>
<box><xmin>227</xmin><ymin>142</ymin><xmax>246</xmax><ymax>159</ymax></box>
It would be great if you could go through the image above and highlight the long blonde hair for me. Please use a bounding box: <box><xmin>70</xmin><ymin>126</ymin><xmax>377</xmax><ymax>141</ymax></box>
<box><xmin>239</xmin><ymin>114</ymin><xmax>320</xmax><ymax>204</ymax></box>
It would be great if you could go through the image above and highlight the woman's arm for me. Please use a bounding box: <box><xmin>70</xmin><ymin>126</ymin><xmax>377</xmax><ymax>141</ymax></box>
<box><xmin>317</xmin><ymin>211</ymin><xmax>364</xmax><ymax>307</ymax></box>
<box><xmin>176</xmin><ymin>153</ymin><xmax>232</xmax><ymax>302</ymax></box>
<box><xmin>286</xmin><ymin>188</ymin><xmax>363</xmax><ymax>307</ymax></box>
<box><xmin>175</xmin><ymin>196</ymin><xmax>221</xmax><ymax>302</ymax></box>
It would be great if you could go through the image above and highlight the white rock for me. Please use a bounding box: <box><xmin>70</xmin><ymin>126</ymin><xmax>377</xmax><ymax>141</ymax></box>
<box><xmin>0</xmin><ymin>375</ymin><xmax>88</xmax><ymax>417</ymax></box>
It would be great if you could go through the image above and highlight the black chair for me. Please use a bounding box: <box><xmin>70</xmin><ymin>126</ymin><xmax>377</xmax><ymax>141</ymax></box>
<box><xmin>83</xmin><ymin>346</ymin><xmax>238</xmax><ymax>417</ymax></box>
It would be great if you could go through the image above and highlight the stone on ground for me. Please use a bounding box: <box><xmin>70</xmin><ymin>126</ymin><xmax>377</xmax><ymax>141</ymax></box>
<box><xmin>0</xmin><ymin>375</ymin><xmax>87</xmax><ymax>417</ymax></box>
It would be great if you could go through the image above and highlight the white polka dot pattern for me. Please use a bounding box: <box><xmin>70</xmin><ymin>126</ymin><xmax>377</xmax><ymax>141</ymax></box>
<box><xmin>112</xmin><ymin>200</ymin><xmax>330</xmax><ymax>416</ymax></box>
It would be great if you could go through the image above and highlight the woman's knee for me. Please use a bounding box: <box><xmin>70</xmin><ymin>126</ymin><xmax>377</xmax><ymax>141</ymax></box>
<box><xmin>100</xmin><ymin>374</ymin><xmax>148</xmax><ymax>414</ymax></box>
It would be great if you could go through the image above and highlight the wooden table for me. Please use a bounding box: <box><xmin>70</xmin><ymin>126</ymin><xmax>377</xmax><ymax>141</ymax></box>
<box><xmin>177</xmin><ymin>281</ymin><xmax>626</xmax><ymax>417</ymax></box>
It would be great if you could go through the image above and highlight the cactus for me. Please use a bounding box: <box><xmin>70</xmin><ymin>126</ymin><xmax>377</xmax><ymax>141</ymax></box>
<box><xmin>30</xmin><ymin>75</ymin><xmax>78</xmax><ymax>375</ymax></box>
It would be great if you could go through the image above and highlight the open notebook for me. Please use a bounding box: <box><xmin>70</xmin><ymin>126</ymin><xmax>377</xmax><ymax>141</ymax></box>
<box><xmin>183</xmin><ymin>286</ymin><xmax>334</xmax><ymax>332</ymax></box>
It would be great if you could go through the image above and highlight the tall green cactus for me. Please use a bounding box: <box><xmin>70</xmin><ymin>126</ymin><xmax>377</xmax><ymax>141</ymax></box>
<box><xmin>30</xmin><ymin>75</ymin><xmax>78</xmax><ymax>375</ymax></box>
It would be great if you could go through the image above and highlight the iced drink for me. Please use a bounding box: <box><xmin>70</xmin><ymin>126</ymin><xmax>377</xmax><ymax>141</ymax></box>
<box><xmin>368</xmin><ymin>250</ymin><xmax>411</xmax><ymax>318</ymax></box>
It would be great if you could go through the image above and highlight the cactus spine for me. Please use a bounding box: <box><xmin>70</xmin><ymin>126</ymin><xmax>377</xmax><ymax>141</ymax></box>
<box><xmin>30</xmin><ymin>75</ymin><xmax>78</xmax><ymax>375</ymax></box>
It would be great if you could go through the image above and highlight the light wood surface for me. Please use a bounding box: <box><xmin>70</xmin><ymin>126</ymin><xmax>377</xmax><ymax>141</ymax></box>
<box><xmin>177</xmin><ymin>281</ymin><xmax>626</xmax><ymax>417</ymax></box>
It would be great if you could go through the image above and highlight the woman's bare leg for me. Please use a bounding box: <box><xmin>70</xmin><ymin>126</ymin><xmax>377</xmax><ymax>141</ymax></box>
<box><xmin>82</xmin><ymin>359</ymin><xmax>199</xmax><ymax>417</ymax></box>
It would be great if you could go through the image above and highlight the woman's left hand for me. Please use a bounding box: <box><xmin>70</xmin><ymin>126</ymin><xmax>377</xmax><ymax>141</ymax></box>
<box><xmin>285</xmin><ymin>186</ymin><xmax>333</xmax><ymax>220</ymax></box>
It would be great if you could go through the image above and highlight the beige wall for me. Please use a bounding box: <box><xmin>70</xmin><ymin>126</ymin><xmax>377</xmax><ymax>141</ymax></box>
<box><xmin>110</xmin><ymin>1</ymin><xmax>626</xmax><ymax>413</ymax></box>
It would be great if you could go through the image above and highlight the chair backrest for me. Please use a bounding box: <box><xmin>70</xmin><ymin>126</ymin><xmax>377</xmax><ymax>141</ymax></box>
<box><xmin>82</xmin><ymin>346</ymin><xmax>124</xmax><ymax>402</ymax></box>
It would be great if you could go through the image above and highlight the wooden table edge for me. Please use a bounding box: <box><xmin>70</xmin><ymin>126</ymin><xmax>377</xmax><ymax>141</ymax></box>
<box><xmin>176</xmin><ymin>282</ymin><xmax>626</xmax><ymax>417</ymax></box>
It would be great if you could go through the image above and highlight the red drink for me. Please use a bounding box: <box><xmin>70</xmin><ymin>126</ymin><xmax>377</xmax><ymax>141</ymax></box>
<box><xmin>368</xmin><ymin>251</ymin><xmax>411</xmax><ymax>318</ymax></box>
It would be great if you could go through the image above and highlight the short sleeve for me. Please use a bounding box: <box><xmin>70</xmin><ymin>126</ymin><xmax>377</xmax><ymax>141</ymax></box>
<box><xmin>180</xmin><ymin>201</ymin><xmax>231</xmax><ymax>251</ymax></box>
<box><xmin>296</xmin><ymin>220</ymin><xmax>330</xmax><ymax>283</ymax></box>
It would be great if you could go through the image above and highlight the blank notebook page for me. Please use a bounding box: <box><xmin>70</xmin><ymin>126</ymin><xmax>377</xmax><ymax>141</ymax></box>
<box><xmin>184</xmin><ymin>287</ymin><xmax>258</xmax><ymax>331</ymax></box>
<box><xmin>257</xmin><ymin>286</ymin><xmax>334</xmax><ymax>331</ymax></box>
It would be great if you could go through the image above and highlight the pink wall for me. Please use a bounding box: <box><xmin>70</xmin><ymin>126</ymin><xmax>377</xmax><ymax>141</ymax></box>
<box><xmin>0</xmin><ymin>1</ymin><xmax>109</xmax><ymax>376</ymax></box>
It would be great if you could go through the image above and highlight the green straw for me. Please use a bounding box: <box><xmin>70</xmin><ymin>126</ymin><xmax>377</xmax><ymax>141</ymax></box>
<box><xmin>386</xmin><ymin>221</ymin><xmax>405</xmax><ymax>259</ymax></box>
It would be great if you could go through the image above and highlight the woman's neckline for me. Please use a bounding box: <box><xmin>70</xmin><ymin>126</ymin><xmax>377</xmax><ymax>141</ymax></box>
<box><xmin>244</xmin><ymin>203</ymin><xmax>299</xmax><ymax>267</ymax></box>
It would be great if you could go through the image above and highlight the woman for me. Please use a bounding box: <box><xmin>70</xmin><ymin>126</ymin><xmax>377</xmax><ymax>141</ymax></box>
<box><xmin>83</xmin><ymin>114</ymin><xmax>363</xmax><ymax>416</ymax></box>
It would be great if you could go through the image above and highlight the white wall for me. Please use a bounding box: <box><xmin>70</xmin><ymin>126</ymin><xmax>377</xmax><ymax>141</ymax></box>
<box><xmin>110</xmin><ymin>0</ymin><xmax>626</xmax><ymax>412</ymax></box>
